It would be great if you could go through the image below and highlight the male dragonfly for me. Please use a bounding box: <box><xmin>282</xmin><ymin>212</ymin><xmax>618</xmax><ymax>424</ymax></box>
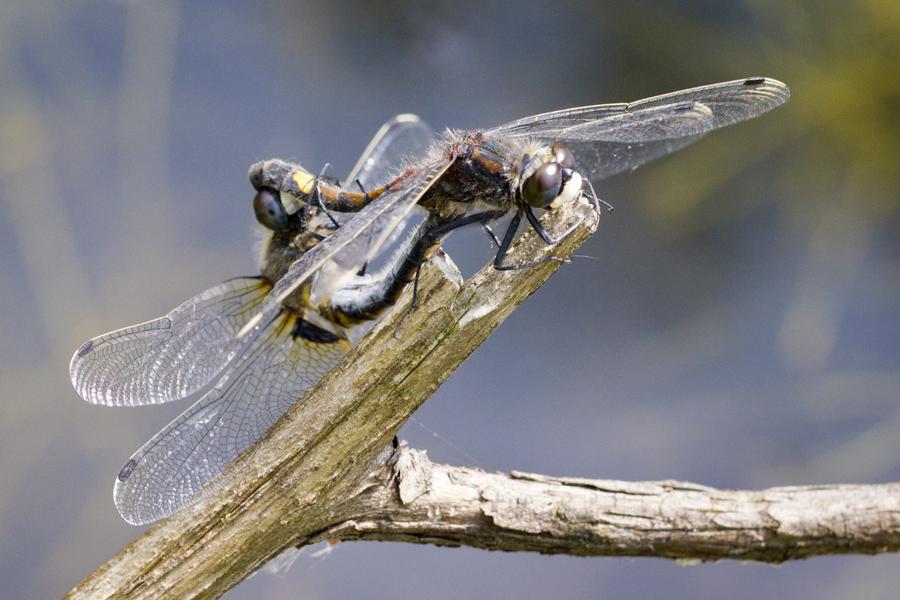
<box><xmin>70</xmin><ymin>115</ymin><xmax>435</xmax><ymax>525</ymax></box>
<box><xmin>240</xmin><ymin>77</ymin><xmax>790</xmax><ymax>337</ymax></box>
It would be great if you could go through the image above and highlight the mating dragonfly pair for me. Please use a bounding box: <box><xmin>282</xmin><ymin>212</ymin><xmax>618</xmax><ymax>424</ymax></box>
<box><xmin>70</xmin><ymin>77</ymin><xmax>790</xmax><ymax>525</ymax></box>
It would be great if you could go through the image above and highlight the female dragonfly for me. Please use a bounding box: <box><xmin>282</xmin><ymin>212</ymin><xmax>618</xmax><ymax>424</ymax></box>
<box><xmin>71</xmin><ymin>77</ymin><xmax>789</xmax><ymax>525</ymax></box>
<box><xmin>70</xmin><ymin>115</ymin><xmax>435</xmax><ymax>525</ymax></box>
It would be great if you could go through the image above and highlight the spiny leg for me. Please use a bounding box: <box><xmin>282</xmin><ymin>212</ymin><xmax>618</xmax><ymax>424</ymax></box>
<box><xmin>482</xmin><ymin>224</ymin><xmax>502</xmax><ymax>248</ymax></box>
<box><xmin>583</xmin><ymin>179</ymin><xmax>611</xmax><ymax>234</ymax></box>
<box><xmin>305</xmin><ymin>164</ymin><xmax>341</xmax><ymax>228</ymax></box>
<box><xmin>393</xmin><ymin>210</ymin><xmax>507</xmax><ymax>336</ymax></box>
<box><xmin>493</xmin><ymin>209</ymin><xmax>569</xmax><ymax>271</ymax></box>
<box><xmin>523</xmin><ymin>204</ymin><xmax>589</xmax><ymax>245</ymax></box>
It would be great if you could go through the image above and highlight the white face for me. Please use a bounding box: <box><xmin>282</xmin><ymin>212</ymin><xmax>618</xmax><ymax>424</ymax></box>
<box><xmin>548</xmin><ymin>171</ymin><xmax>583</xmax><ymax>209</ymax></box>
<box><xmin>279</xmin><ymin>190</ymin><xmax>305</xmax><ymax>216</ymax></box>
<box><xmin>521</xmin><ymin>143</ymin><xmax>582</xmax><ymax>210</ymax></box>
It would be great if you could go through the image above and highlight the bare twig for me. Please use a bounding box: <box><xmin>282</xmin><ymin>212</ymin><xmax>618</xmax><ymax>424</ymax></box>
<box><xmin>341</xmin><ymin>444</ymin><xmax>900</xmax><ymax>563</ymax></box>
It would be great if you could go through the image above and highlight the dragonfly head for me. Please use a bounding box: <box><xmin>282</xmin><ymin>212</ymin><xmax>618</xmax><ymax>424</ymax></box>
<box><xmin>249</xmin><ymin>160</ymin><xmax>322</xmax><ymax>229</ymax></box>
<box><xmin>521</xmin><ymin>143</ymin><xmax>583</xmax><ymax>210</ymax></box>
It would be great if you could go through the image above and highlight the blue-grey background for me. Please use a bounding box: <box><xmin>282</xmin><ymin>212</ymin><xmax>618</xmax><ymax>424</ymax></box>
<box><xmin>2</xmin><ymin>1</ymin><xmax>899</xmax><ymax>599</ymax></box>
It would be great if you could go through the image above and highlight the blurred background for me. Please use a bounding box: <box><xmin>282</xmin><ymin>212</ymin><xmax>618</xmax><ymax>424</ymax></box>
<box><xmin>1</xmin><ymin>0</ymin><xmax>899</xmax><ymax>598</ymax></box>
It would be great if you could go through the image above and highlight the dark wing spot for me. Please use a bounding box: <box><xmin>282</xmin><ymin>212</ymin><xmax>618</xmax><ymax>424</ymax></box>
<box><xmin>744</xmin><ymin>76</ymin><xmax>766</xmax><ymax>85</ymax></box>
<box><xmin>118</xmin><ymin>458</ymin><xmax>138</xmax><ymax>481</ymax></box>
<box><xmin>290</xmin><ymin>319</ymin><xmax>341</xmax><ymax>344</ymax></box>
<box><xmin>77</xmin><ymin>340</ymin><xmax>94</xmax><ymax>357</ymax></box>
<box><xmin>671</xmin><ymin>101</ymin><xmax>695</xmax><ymax>112</ymax></box>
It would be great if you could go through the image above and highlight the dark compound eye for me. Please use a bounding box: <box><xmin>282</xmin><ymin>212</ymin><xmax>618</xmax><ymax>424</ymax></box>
<box><xmin>253</xmin><ymin>189</ymin><xmax>289</xmax><ymax>230</ymax></box>
<box><xmin>552</xmin><ymin>144</ymin><xmax>575</xmax><ymax>170</ymax></box>
<box><xmin>522</xmin><ymin>162</ymin><xmax>563</xmax><ymax>208</ymax></box>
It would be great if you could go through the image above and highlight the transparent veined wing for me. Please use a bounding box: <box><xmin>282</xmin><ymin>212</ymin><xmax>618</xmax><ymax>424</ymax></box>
<box><xmin>341</xmin><ymin>114</ymin><xmax>435</xmax><ymax>248</ymax></box>
<box><xmin>70</xmin><ymin>277</ymin><xmax>270</xmax><ymax>406</ymax></box>
<box><xmin>114</xmin><ymin>310</ymin><xmax>351</xmax><ymax>525</ymax></box>
<box><xmin>239</xmin><ymin>157</ymin><xmax>456</xmax><ymax>338</ymax></box>
<box><xmin>485</xmin><ymin>77</ymin><xmax>790</xmax><ymax>180</ymax></box>
<box><xmin>344</xmin><ymin>114</ymin><xmax>435</xmax><ymax>190</ymax></box>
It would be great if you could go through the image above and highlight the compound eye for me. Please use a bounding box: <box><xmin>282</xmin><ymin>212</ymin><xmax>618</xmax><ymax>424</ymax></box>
<box><xmin>253</xmin><ymin>189</ymin><xmax>289</xmax><ymax>230</ymax></box>
<box><xmin>522</xmin><ymin>162</ymin><xmax>563</xmax><ymax>208</ymax></box>
<box><xmin>552</xmin><ymin>144</ymin><xmax>575</xmax><ymax>170</ymax></box>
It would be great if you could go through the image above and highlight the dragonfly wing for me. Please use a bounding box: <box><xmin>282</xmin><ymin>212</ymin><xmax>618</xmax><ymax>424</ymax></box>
<box><xmin>556</xmin><ymin>134</ymin><xmax>707</xmax><ymax>181</ymax></box>
<box><xmin>114</xmin><ymin>311</ymin><xmax>351</xmax><ymax>525</ymax></box>
<box><xmin>70</xmin><ymin>277</ymin><xmax>270</xmax><ymax>406</ymax></box>
<box><xmin>239</xmin><ymin>157</ymin><xmax>455</xmax><ymax>338</ymax></box>
<box><xmin>344</xmin><ymin>114</ymin><xmax>435</xmax><ymax>191</ymax></box>
<box><xmin>310</xmin><ymin>158</ymin><xmax>455</xmax><ymax>305</ymax></box>
<box><xmin>485</xmin><ymin>77</ymin><xmax>790</xmax><ymax>179</ymax></box>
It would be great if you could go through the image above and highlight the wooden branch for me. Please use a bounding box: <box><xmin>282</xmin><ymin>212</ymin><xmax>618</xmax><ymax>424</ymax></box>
<box><xmin>64</xmin><ymin>193</ymin><xmax>900</xmax><ymax>600</ymax></box>
<box><xmin>338</xmin><ymin>444</ymin><xmax>900</xmax><ymax>563</ymax></box>
<box><xmin>64</xmin><ymin>196</ymin><xmax>598</xmax><ymax>600</ymax></box>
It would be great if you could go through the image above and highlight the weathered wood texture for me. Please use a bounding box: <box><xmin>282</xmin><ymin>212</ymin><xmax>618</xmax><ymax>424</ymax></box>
<box><xmin>345</xmin><ymin>444</ymin><xmax>900</xmax><ymax>563</ymax></box>
<box><xmin>65</xmin><ymin>197</ymin><xmax>595</xmax><ymax>599</ymax></box>
<box><xmin>64</xmin><ymin>196</ymin><xmax>900</xmax><ymax>600</ymax></box>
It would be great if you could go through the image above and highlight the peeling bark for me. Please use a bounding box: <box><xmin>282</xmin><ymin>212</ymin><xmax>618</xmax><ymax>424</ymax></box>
<box><xmin>338</xmin><ymin>444</ymin><xmax>900</xmax><ymax>563</ymax></box>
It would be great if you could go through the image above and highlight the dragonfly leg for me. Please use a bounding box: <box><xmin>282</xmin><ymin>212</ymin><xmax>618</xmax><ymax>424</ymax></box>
<box><xmin>392</xmin><ymin>261</ymin><xmax>423</xmax><ymax>338</ymax></box>
<box><xmin>482</xmin><ymin>223</ymin><xmax>501</xmax><ymax>248</ymax></box>
<box><xmin>583</xmin><ymin>179</ymin><xmax>611</xmax><ymax>234</ymax></box>
<box><xmin>523</xmin><ymin>204</ymin><xmax>589</xmax><ymax>245</ymax></box>
<box><xmin>305</xmin><ymin>165</ymin><xmax>342</xmax><ymax>228</ymax></box>
<box><xmin>493</xmin><ymin>209</ymin><xmax>569</xmax><ymax>271</ymax></box>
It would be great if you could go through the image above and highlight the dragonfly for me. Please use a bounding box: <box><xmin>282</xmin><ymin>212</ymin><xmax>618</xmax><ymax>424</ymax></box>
<box><xmin>239</xmin><ymin>77</ymin><xmax>790</xmax><ymax>337</ymax></box>
<box><xmin>69</xmin><ymin>115</ymin><xmax>435</xmax><ymax>525</ymax></box>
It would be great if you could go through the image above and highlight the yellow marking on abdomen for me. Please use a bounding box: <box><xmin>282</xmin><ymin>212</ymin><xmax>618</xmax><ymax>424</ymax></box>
<box><xmin>293</xmin><ymin>169</ymin><xmax>316</xmax><ymax>194</ymax></box>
